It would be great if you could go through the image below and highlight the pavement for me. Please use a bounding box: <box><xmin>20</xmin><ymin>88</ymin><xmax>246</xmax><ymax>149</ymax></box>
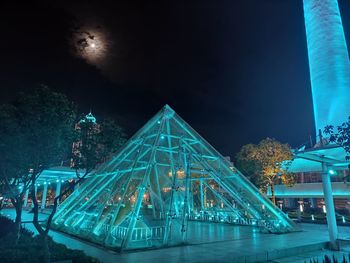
<box><xmin>2</xmin><ymin>208</ymin><xmax>350</xmax><ymax>263</ymax></box>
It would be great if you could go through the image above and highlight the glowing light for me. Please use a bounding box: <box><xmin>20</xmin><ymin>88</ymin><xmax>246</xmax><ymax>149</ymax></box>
<box><xmin>299</xmin><ymin>204</ymin><xmax>304</xmax><ymax>213</ymax></box>
<box><xmin>328</xmin><ymin>169</ymin><xmax>336</xmax><ymax>175</ymax></box>
<box><xmin>311</xmin><ymin>214</ymin><xmax>315</xmax><ymax>221</ymax></box>
<box><xmin>72</xmin><ymin>25</ymin><xmax>111</xmax><ymax>68</ymax></box>
<box><xmin>342</xmin><ymin>216</ymin><xmax>346</xmax><ymax>223</ymax></box>
<box><xmin>303</xmin><ymin>0</ymin><xmax>350</xmax><ymax>135</ymax></box>
<box><xmin>50</xmin><ymin>104</ymin><xmax>296</xmax><ymax>250</ymax></box>
<box><xmin>323</xmin><ymin>205</ymin><xmax>327</xmax><ymax>213</ymax></box>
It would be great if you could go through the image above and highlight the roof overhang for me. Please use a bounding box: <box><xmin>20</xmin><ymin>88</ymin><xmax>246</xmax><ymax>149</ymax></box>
<box><xmin>288</xmin><ymin>145</ymin><xmax>349</xmax><ymax>173</ymax></box>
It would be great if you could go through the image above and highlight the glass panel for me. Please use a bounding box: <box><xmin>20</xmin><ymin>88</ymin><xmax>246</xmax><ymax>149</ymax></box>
<box><xmin>52</xmin><ymin>105</ymin><xmax>296</xmax><ymax>250</ymax></box>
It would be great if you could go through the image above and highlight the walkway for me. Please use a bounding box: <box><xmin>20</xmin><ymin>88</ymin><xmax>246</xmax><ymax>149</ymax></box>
<box><xmin>2</xmin><ymin>208</ymin><xmax>350</xmax><ymax>263</ymax></box>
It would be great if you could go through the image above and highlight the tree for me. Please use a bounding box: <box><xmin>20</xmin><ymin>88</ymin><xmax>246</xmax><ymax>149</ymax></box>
<box><xmin>324</xmin><ymin>117</ymin><xmax>350</xmax><ymax>160</ymax></box>
<box><xmin>324</xmin><ymin>117</ymin><xmax>350</xmax><ymax>182</ymax></box>
<box><xmin>32</xmin><ymin>112</ymin><xmax>127</xmax><ymax>263</ymax></box>
<box><xmin>235</xmin><ymin>138</ymin><xmax>294</xmax><ymax>204</ymax></box>
<box><xmin>235</xmin><ymin>143</ymin><xmax>263</xmax><ymax>189</ymax></box>
<box><xmin>0</xmin><ymin>86</ymin><xmax>77</xmax><ymax>261</ymax></box>
<box><xmin>0</xmin><ymin>104</ymin><xmax>31</xmax><ymax>242</ymax></box>
<box><xmin>0</xmin><ymin>86</ymin><xmax>76</xmax><ymax>245</ymax></box>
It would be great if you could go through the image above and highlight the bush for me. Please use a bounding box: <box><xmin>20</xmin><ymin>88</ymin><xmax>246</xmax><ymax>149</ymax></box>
<box><xmin>0</xmin><ymin>215</ymin><xmax>34</xmax><ymax>239</ymax></box>
<box><xmin>305</xmin><ymin>207</ymin><xmax>323</xmax><ymax>214</ymax></box>
<box><xmin>0</xmin><ymin>215</ymin><xmax>100</xmax><ymax>263</ymax></box>
<box><xmin>306</xmin><ymin>254</ymin><xmax>350</xmax><ymax>263</ymax></box>
<box><xmin>336</xmin><ymin>208</ymin><xmax>350</xmax><ymax>216</ymax></box>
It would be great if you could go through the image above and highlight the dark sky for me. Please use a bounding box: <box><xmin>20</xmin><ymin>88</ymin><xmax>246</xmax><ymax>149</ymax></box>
<box><xmin>1</xmin><ymin>1</ymin><xmax>349</xmax><ymax>158</ymax></box>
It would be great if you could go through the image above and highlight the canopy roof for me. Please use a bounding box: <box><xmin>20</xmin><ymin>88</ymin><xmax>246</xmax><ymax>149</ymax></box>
<box><xmin>289</xmin><ymin>145</ymin><xmax>349</xmax><ymax>173</ymax></box>
<box><xmin>36</xmin><ymin>166</ymin><xmax>84</xmax><ymax>184</ymax></box>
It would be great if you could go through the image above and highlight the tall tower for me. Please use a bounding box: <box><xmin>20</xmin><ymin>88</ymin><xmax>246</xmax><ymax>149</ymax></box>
<box><xmin>303</xmin><ymin>0</ymin><xmax>350</xmax><ymax>137</ymax></box>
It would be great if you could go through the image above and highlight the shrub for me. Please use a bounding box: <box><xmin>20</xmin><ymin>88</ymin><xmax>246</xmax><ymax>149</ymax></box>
<box><xmin>0</xmin><ymin>215</ymin><xmax>100</xmax><ymax>263</ymax></box>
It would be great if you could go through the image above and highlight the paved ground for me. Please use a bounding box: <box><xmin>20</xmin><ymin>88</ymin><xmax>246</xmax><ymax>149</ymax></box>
<box><xmin>2</xmin><ymin>208</ymin><xmax>350</xmax><ymax>263</ymax></box>
<box><xmin>262</xmin><ymin>245</ymin><xmax>350</xmax><ymax>263</ymax></box>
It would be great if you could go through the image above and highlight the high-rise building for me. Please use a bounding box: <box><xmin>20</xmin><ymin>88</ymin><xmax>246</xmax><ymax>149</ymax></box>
<box><xmin>303</xmin><ymin>0</ymin><xmax>350</xmax><ymax>136</ymax></box>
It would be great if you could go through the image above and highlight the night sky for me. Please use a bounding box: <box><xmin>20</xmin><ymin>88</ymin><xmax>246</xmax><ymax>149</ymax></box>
<box><xmin>1</xmin><ymin>1</ymin><xmax>350</xmax><ymax>158</ymax></box>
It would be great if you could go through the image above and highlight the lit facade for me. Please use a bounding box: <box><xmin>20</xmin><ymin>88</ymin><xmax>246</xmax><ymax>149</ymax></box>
<box><xmin>52</xmin><ymin>105</ymin><xmax>295</xmax><ymax>250</ymax></box>
<box><xmin>303</xmin><ymin>0</ymin><xmax>350</xmax><ymax>135</ymax></box>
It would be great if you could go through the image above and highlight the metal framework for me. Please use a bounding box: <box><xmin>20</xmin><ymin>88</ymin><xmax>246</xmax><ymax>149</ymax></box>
<box><xmin>52</xmin><ymin>105</ymin><xmax>296</xmax><ymax>250</ymax></box>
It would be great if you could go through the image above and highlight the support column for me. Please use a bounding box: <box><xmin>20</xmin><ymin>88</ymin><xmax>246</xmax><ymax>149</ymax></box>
<box><xmin>321</xmin><ymin>163</ymin><xmax>338</xmax><ymax>250</ymax></box>
<box><xmin>200</xmin><ymin>179</ymin><xmax>204</xmax><ymax>211</ymax></box>
<box><xmin>41</xmin><ymin>183</ymin><xmax>48</xmax><ymax>209</ymax></box>
<box><xmin>24</xmin><ymin>189</ymin><xmax>29</xmax><ymax>208</ymax></box>
<box><xmin>310</xmin><ymin>198</ymin><xmax>317</xmax><ymax>208</ymax></box>
<box><xmin>31</xmin><ymin>185</ymin><xmax>37</xmax><ymax>208</ymax></box>
<box><xmin>55</xmin><ymin>181</ymin><xmax>62</xmax><ymax>205</ymax></box>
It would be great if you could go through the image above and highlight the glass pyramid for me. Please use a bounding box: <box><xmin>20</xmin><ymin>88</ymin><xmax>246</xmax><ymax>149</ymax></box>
<box><xmin>52</xmin><ymin>105</ymin><xmax>296</xmax><ymax>250</ymax></box>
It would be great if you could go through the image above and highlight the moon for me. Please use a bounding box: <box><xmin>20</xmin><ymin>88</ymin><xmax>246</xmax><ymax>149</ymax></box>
<box><xmin>71</xmin><ymin>24</ymin><xmax>111</xmax><ymax>68</ymax></box>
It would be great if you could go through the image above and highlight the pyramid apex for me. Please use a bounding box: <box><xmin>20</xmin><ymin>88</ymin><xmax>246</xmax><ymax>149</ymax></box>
<box><xmin>163</xmin><ymin>104</ymin><xmax>173</xmax><ymax>110</ymax></box>
<box><xmin>162</xmin><ymin>104</ymin><xmax>175</xmax><ymax>119</ymax></box>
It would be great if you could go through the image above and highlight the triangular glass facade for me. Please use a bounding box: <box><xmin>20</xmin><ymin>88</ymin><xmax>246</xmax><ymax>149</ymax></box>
<box><xmin>52</xmin><ymin>105</ymin><xmax>296</xmax><ymax>250</ymax></box>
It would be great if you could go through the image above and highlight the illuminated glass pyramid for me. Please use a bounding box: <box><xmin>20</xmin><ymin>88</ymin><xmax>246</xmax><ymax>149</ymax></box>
<box><xmin>52</xmin><ymin>105</ymin><xmax>296</xmax><ymax>250</ymax></box>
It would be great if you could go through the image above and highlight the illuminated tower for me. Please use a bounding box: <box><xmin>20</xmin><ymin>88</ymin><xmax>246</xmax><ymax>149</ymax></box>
<box><xmin>303</xmin><ymin>0</ymin><xmax>350</xmax><ymax>137</ymax></box>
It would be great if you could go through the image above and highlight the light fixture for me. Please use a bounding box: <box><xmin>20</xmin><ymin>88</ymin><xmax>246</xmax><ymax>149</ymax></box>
<box><xmin>328</xmin><ymin>169</ymin><xmax>336</xmax><ymax>175</ymax></box>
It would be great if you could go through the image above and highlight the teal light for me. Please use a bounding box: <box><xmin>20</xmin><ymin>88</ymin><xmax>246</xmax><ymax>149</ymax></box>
<box><xmin>328</xmin><ymin>169</ymin><xmax>336</xmax><ymax>175</ymax></box>
<box><xmin>51</xmin><ymin>105</ymin><xmax>296</xmax><ymax>250</ymax></box>
<box><xmin>303</xmin><ymin>0</ymin><xmax>350</xmax><ymax>136</ymax></box>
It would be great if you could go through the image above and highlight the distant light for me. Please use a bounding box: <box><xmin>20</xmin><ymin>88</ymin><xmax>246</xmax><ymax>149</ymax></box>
<box><xmin>44</xmin><ymin>182</ymin><xmax>47</xmax><ymax>185</ymax></box>
<box><xmin>90</xmin><ymin>43</ymin><xmax>96</xmax><ymax>48</ymax></box>
<box><xmin>161</xmin><ymin>135</ymin><xmax>165</xmax><ymax>139</ymax></box>
<box><xmin>311</xmin><ymin>214</ymin><xmax>315</xmax><ymax>221</ymax></box>
<box><xmin>328</xmin><ymin>169</ymin><xmax>336</xmax><ymax>175</ymax></box>
<box><xmin>56</xmin><ymin>179</ymin><xmax>59</xmax><ymax>183</ymax></box>
<box><xmin>323</xmin><ymin>205</ymin><xmax>327</xmax><ymax>213</ymax></box>
<box><xmin>342</xmin><ymin>216</ymin><xmax>346</xmax><ymax>223</ymax></box>
<box><xmin>299</xmin><ymin>204</ymin><xmax>304</xmax><ymax>212</ymax></box>
<box><xmin>61</xmin><ymin>180</ymin><xmax>64</xmax><ymax>183</ymax></box>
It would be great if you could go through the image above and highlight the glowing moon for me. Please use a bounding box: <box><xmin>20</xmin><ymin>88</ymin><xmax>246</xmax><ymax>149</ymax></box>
<box><xmin>71</xmin><ymin>25</ymin><xmax>111</xmax><ymax>68</ymax></box>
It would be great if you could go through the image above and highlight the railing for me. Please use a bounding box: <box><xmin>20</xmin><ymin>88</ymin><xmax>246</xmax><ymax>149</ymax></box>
<box><xmin>110</xmin><ymin>225</ymin><xmax>166</xmax><ymax>241</ymax></box>
<box><xmin>188</xmin><ymin>213</ymin><xmax>251</xmax><ymax>225</ymax></box>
